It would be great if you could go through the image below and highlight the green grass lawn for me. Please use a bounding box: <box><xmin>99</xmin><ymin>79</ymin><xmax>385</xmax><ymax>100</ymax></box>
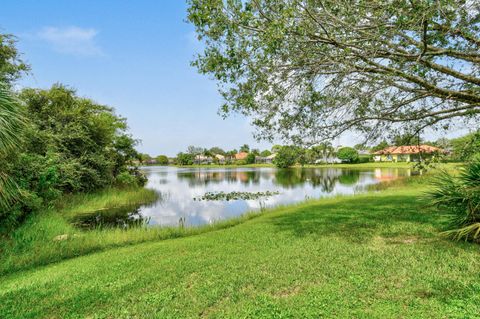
<box><xmin>1</xmin><ymin>179</ymin><xmax>479</xmax><ymax>318</ymax></box>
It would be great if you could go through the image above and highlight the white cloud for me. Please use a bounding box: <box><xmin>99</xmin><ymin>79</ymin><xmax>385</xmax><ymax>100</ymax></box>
<box><xmin>37</xmin><ymin>26</ymin><xmax>104</xmax><ymax>57</ymax></box>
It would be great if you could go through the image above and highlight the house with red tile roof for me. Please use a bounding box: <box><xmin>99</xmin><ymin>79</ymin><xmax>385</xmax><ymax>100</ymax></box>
<box><xmin>234</xmin><ymin>152</ymin><xmax>249</xmax><ymax>160</ymax></box>
<box><xmin>373</xmin><ymin>145</ymin><xmax>445</xmax><ymax>162</ymax></box>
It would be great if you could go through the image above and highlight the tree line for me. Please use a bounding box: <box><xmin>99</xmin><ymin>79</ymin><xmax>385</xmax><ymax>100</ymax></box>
<box><xmin>141</xmin><ymin>132</ymin><xmax>480</xmax><ymax>169</ymax></box>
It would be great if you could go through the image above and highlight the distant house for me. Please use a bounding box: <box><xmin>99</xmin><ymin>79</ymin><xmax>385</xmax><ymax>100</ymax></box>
<box><xmin>234</xmin><ymin>152</ymin><xmax>249</xmax><ymax>161</ymax></box>
<box><xmin>195</xmin><ymin>154</ymin><xmax>213</xmax><ymax>164</ymax></box>
<box><xmin>373</xmin><ymin>145</ymin><xmax>445</xmax><ymax>162</ymax></box>
<box><xmin>256</xmin><ymin>153</ymin><xmax>276</xmax><ymax>164</ymax></box>
<box><xmin>215</xmin><ymin>154</ymin><xmax>226</xmax><ymax>163</ymax></box>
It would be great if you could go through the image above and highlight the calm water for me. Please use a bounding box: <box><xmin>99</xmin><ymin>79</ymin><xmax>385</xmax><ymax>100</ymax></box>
<box><xmin>73</xmin><ymin>166</ymin><xmax>410</xmax><ymax>229</ymax></box>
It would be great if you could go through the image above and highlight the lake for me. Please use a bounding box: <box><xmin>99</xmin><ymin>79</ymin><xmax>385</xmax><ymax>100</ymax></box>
<box><xmin>73</xmin><ymin>166</ymin><xmax>411</xmax><ymax>229</ymax></box>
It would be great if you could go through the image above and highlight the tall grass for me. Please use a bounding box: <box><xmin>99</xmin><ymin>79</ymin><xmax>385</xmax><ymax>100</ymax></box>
<box><xmin>427</xmin><ymin>157</ymin><xmax>480</xmax><ymax>241</ymax></box>
<box><xmin>0</xmin><ymin>187</ymin><xmax>158</xmax><ymax>274</ymax></box>
<box><xmin>57</xmin><ymin>187</ymin><xmax>159</xmax><ymax>218</ymax></box>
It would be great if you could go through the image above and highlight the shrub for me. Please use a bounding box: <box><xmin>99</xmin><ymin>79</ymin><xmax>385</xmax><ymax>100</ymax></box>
<box><xmin>115</xmin><ymin>171</ymin><xmax>138</xmax><ymax>188</ymax></box>
<box><xmin>427</xmin><ymin>156</ymin><xmax>480</xmax><ymax>241</ymax></box>
<box><xmin>358</xmin><ymin>155</ymin><xmax>372</xmax><ymax>163</ymax></box>
<box><xmin>337</xmin><ymin>147</ymin><xmax>359</xmax><ymax>163</ymax></box>
<box><xmin>260</xmin><ymin>150</ymin><xmax>271</xmax><ymax>157</ymax></box>
<box><xmin>16</xmin><ymin>85</ymin><xmax>141</xmax><ymax>193</ymax></box>
<box><xmin>156</xmin><ymin>155</ymin><xmax>169</xmax><ymax>165</ymax></box>
<box><xmin>246</xmin><ymin>153</ymin><xmax>256</xmax><ymax>164</ymax></box>
<box><xmin>274</xmin><ymin>146</ymin><xmax>297</xmax><ymax>168</ymax></box>
<box><xmin>449</xmin><ymin>131</ymin><xmax>480</xmax><ymax>162</ymax></box>
<box><xmin>176</xmin><ymin>152</ymin><xmax>194</xmax><ymax>165</ymax></box>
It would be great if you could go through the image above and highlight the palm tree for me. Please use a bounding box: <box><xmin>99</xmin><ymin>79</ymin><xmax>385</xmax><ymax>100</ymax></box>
<box><xmin>427</xmin><ymin>157</ymin><xmax>480</xmax><ymax>241</ymax></box>
<box><xmin>239</xmin><ymin>144</ymin><xmax>250</xmax><ymax>153</ymax></box>
<box><xmin>317</xmin><ymin>142</ymin><xmax>334</xmax><ymax>163</ymax></box>
<box><xmin>0</xmin><ymin>85</ymin><xmax>25</xmax><ymax>210</ymax></box>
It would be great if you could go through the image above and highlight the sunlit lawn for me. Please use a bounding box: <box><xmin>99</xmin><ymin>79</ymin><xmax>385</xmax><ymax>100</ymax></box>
<box><xmin>1</xmin><ymin>182</ymin><xmax>479</xmax><ymax>318</ymax></box>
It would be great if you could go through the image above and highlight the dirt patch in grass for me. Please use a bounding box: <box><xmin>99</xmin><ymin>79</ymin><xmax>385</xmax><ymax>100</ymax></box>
<box><xmin>272</xmin><ymin>286</ymin><xmax>302</xmax><ymax>298</ymax></box>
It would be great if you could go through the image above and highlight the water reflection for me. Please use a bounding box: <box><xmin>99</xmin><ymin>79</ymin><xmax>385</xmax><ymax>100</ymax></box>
<box><xmin>75</xmin><ymin>166</ymin><xmax>410</xmax><ymax>229</ymax></box>
<box><xmin>71</xmin><ymin>205</ymin><xmax>151</xmax><ymax>229</ymax></box>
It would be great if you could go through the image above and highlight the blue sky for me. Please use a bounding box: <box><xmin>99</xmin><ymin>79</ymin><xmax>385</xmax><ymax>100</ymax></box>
<box><xmin>0</xmin><ymin>0</ymin><xmax>275</xmax><ymax>156</ymax></box>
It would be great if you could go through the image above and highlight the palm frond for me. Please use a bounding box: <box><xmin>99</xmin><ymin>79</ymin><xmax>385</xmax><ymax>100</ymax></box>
<box><xmin>0</xmin><ymin>84</ymin><xmax>25</xmax><ymax>210</ymax></box>
<box><xmin>427</xmin><ymin>158</ymin><xmax>480</xmax><ymax>242</ymax></box>
<box><xmin>443</xmin><ymin>223</ymin><xmax>480</xmax><ymax>242</ymax></box>
<box><xmin>0</xmin><ymin>84</ymin><xmax>25</xmax><ymax>152</ymax></box>
<box><xmin>0</xmin><ymin>172</ymin><xmax>19</xmax><ymax>210</ymax></box>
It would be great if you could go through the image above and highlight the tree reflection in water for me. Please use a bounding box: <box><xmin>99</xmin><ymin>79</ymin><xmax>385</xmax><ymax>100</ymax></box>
<box><xmin>73</xmin><ymin>167</ymin><xmax>411</xmax><ymax>229</ymax></box>
<box><xmin>71</xmin><ymin>205</ymin><xmax>151</xmax><ymax>229</ymax></box>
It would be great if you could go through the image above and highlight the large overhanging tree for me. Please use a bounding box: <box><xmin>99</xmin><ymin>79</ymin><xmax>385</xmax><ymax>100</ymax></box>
<box><xmin>187</xmin><ymin>0</ymin><xmax>480</xmax><ymax>144</ymax></box>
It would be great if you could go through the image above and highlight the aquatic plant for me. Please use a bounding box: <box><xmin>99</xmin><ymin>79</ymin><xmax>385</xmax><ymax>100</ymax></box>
<box><xmin>194</xmin><ymin>191</ymin><xmax>279</xmax><ymax>201</ymax></box>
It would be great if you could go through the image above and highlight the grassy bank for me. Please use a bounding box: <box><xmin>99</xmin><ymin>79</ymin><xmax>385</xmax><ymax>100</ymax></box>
<box><xmin>0</xmin><ymin>187</ymin><xmax>269</xmax><ymax>275</ymax></box>
<box><xmin>1</xmin><ymin>176</ymin><xmax>479</xmax><ymax>318</ymax></box>
<box><xmin>0</xmin><ymin>187</ymin><xmax>158</xmax><ymax>274</ymax></box>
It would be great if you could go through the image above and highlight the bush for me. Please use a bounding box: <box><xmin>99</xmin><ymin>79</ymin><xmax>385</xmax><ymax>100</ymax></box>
<box><xmin>115</xmin><ymin>171</ymin><xmax>145</xmax><ymax>188</ymax></box>
<box><xmin>274</xmin><ymin>146</ymin><xmax>297</xmax><ymax>168</ymax></box>
<box><xmin>156</xmin><ymin>155</ymin><xmax>169</xmax><ymax>165</ymax></box>
<box><xmin>337</xmin><ymin>147</ymin><xmax>359</xmax><ymax>163</ymax></box>
<box><xmin>358</xmin><ymin>155</ymin><xmax>372</xmax><ymax>163</ymax></box>
<box><xmin>1</xmin><ymin>85</ymin><xmax>143</xmax><ymax>227</ymax></box>
<box><xmin>427</xmin><ymin>156</ymin><xmax>480</xmax><ymax>241</ymax></box>
<box><xmin>176</xmin><ymin>153</ymin><xmax>194</xmax><ymax>165</ymax></box>
<box><xmin>18</xmin><ymin>85</ymin><xmax>141</xmax><ymax>192</ymax></box>
<box><xmin>246</xmin><ymin>153</ymin><xmax>256</xmax><ymax>164</ymax></box>
<box><xmin>449</xmin><ymin>131</ymin><xmax>480</xmax><ymax>162</ymax></box>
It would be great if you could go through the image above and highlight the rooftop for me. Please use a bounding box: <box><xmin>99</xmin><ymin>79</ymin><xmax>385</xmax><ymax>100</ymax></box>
<box><xmin>374</xmin><ymin>145</ymin><xmax>444</xmax><ymax>155</ymax></box>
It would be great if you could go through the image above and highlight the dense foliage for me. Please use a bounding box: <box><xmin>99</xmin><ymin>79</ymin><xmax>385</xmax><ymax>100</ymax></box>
<box><xmin>239</xmin><ymin>144</ymin><xmax>250</xmax><ymax>153</ymax></box>
<box><xmin>155</xmin><ymin>155</ymin><xmax>169</xmax><ymax>165</ymax></box>
<box><xmin>337</xmin><ymin>147</ymin><xmax>359</xmax><ymax>163</ymax></box>
<box><xmin>245</xmin><ymin>153</ymin><xmax>256</xmax><ymax>164</ymax></box>
<box><xmin>260</xmin><ymin>150</ymin><xmax>271</xmax><ymax>157</ymax></box>
<box><xmin>448</xmin><ymin>131</ymin><xmax>480</xmax><ymax>162</ymax></box>
<box><xmin>274</xmin><ymin>146</ymin><xmax>298</xmax><ymax>168</ymax></box>
<box><xmin>0</xmin><ymin>34</ymin><xmax>29</xmax><ymax>86</ymax></box>
<box><xmin>188</xmin><ymin>0</ymin><xmax>480</xmax><ymax>144</ymax></box>
<box><xmin>428</xmin><ymin>157</ymin><xmax>480</xmax><ymax>241</ymax></box>
<box><xmin>176</xmin><ymin>152</ymin><xmax>195</xmax><ymax>165</ymax></box>
<box><xmin>1</xmin><ymin>85</ymin><xmax>144</xmax><ymax>227</ymax></box>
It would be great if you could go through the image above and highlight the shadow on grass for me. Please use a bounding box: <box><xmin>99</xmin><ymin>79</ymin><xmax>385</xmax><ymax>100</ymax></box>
<box><xmin>269</xmin><ymin>194</ymin><xmax>443</xmax><ymax>243</ymax></box>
